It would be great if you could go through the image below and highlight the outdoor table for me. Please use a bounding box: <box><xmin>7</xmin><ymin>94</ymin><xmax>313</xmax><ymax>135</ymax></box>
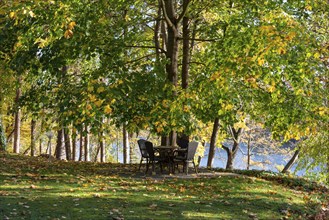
<box><xmin>154</xmin><ymin>146</ymin><xmax>180</xmax><ymax>173</ymax></box>
<box><xmin>154</xmin><ymin>146</ymin><xmax>179</xmax><ymax>156</ymax></box>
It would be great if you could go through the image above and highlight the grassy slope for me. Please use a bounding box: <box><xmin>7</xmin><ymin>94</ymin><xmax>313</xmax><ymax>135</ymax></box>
<box><xmin>0</xmin><ymin>152</ymin><xmax>328</xmax><ymax>220</ymax></box>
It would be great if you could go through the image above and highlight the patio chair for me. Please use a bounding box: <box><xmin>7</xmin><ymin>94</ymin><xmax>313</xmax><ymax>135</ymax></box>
<box><xmin>137</xmin><ymin>139</ymin><xmax>148</xmax><ymax>171</ymax></box>
<box><xmin>176</xmin><ymin>136</ymin><xmax>189</xmax><ymax>158</ymax></box>
<box><xmin>173</xmin><ymin>141</ymin><xmax>199</xmax><ymax>175</ymax></box>
<box><xmin>144</xmin><ymin>141</ymin><xmax>164</xmax><ymax>174</ymax></box>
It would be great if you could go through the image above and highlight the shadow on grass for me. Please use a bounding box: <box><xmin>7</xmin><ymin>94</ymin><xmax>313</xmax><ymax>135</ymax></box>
<box><xmin>0</xmin><ymin>190</ymin><xmax>315</xmax><ymax>220</ymax></box>
<box><xmin>0</xmin><ymin>152</ymin><xmax>323</xmax><ymax>219</ymax></box>
<box><xmin>0</xmin><ymin>175</ymin><xmax>317</xmax><ymax>220</ymax></box>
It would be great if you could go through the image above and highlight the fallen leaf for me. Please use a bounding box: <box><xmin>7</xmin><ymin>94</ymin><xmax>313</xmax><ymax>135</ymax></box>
<box><xmin>93</xmin><ymin>193</ymin><xmax>101</xmax><ymax>198</ymax></box>
<box><xmin>149</xmin><ymin>203</ymin><xmax>157</xmax><ymax>209</ymax></box>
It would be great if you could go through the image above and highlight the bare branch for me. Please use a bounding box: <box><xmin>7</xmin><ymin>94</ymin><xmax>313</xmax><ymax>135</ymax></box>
<box><xmin>177</xmin><ymin>37</ymin><xmax>220</xmax><ymax>42</ymax></box>
<box><xmin>154</xmin><ymin>3</ymin><xmax>162</xmax><ymax>59</ymax></box>
<box><xmin>177</xmin><ymin>0</ymin><xmax>191</xmax><ymax>24</ymax></box>
<box><xmin>160</xmin><ymin>0</ymin><xmax>177</xmax><ymax>34</ymax></box>
<box><xmin>125</xmin><ymin>53</ymin><xmax>157</xmax><ymax>64</ymax></box>
<box><xmin>125</xmin><ymin>45</ymin><xmax>166</xmax><ymax>54</ymax></box>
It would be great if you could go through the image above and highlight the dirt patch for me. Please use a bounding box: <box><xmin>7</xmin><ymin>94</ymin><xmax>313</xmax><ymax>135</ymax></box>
<box><xmin>131</xmin><ymin>167</ymin><xmax>242</xmax><ymax>180</ymax></box>
<box><xmin>313</xmin><ymin>203</ymin><xmax>329</xmax><ymax>220</ymax></box>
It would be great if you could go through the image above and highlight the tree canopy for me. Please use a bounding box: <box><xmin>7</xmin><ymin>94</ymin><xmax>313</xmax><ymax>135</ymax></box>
<box><xmin>0</xmin><ymin>0</ymin><xmax>328</xmax><ymax>180</ymax></box>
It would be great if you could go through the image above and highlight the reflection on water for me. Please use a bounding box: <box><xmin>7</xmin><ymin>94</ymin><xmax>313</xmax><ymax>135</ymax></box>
<box><xmin>199</xmin><ymin>145</ymin><xmax>310</xmax><ymax>176</ymax></box>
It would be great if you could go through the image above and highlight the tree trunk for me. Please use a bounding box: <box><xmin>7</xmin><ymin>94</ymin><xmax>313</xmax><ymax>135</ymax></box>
<box><xmin>129</xmin><ymin>132</ymin><xmax>134</xmax><ymax>164</ymax></box>
<box><xmin>327</xmin><ymin>154</ymin><xmax>329</xmax><ymax>184</ymax></box>
<box><xmin>46</xmin><ymin>133</ymin><xmax>53</xmax><ymax>156</ymax></box>
<box><xmin>39</xmin><ymin>139</ymin><xmax>42</xmax><ymax>155</ymax></box>
<box><xmin>162</xmin><ymin>0</ymin><xmax>182</xmax><ymax>146</ymax></box>
<box><xmin>224</xmin><ymin>127</ymin><xmax>243</xmax><ymax>170</ymax></box>
<box><xmin>154</xmin><ymin>3</ymin><xmax>161</xmax><ymax>59</ymax></box>
<box><xmin>84</xmin><ymin>124</ymin><xmax>89</xmax><ymax>161</ymax></box>
<box><xmin>227</xmin><ymin>141</ymin><xmax>239</xmax><ymax>170</ymax></box>
<box><xmin>23</xmin><ymin>146</ymin><xmax>30</xmax><ymax>155</ymax></box>
<box><xmin>30</xmin><ymin>119</ymin><xmax>36</xmax><ymax>156</ymax></box>
<box><xmin>79</xmin><ymin>128</ymin><xmax>83</xmax><ymax>161</ymax></box>
<box><xmin>161</xmin><ymin>136</ymin><xmax>169</xmax><ymax>146</ymax></box>
<box><xmin>164</xmin><ymin>2</ymin><xmax>178</xmax><ymax>86</ymax></box>
<box><xmin>178</xmin><ymin>11</ymin><xmax>190</xmax><ymax>142</ymax></box>
<box><xmin>247</xmin><ymin>137</ymin><xmax>251</xmax><ymax>170</ymax></box>
<box><xmin>223</xmin><ymin>145</ymin><xmax>233</xmax><ymax>170</ymax></box>
<box><xmin>100</xmin><ymin>132</ymin><xmax>105</xmax><ymax>163</ymax></box>
<box><xmin>72</xmin><ymin>130</ymin><xmax>77</xmax><ymax>161</ymax></box>
<box><xmin>64</xmin><ymin>127</ymin><xmax>71</xmax><ymax>160</ymax></box>
<box><xmin>282</xmin><ymin>149</ymin><xmax>300</xmax><ymax>173</ymax></box>
<box><xmin>55</xmin><ymin>129</ymin><xmax>63</xmax><ymax>160</ymax></box>
<box><xmin>123</xmin><ymin>124</ymin><xmax>128</xmax><ymax>164</ymax></box>
<box><xmin>94</xmin><ymin>145</ymin><xmax>101</xmax><ymax>162</ymax></box>
<box><xmin>13</xmin><ymin>75</ymin><xmax>22</xmax><ymax>153</ymax></box>
<box><xmin>207</xmin><ymin>118</ymin><xmax>220</xmax><ymax>168</ymax></box>
<box><xmin>0</xmin><ymin>115</ymin><xmax>6</xmax><ymax>151</ymax></box>
<box><xmin>169</xmin><ymin>131</ymin><xmax>177</xmax><ymax>147</ymax></box>
<box><xmin>181</xmin><ymin>4</ymin><xmax>189</xmax><ymax>89</ymax></box>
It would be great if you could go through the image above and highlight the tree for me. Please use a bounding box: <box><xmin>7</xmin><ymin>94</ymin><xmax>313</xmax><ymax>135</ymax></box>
<box><xmin>30</xmin><ymin>118</ymin><xmax>36</xmax><ymax>156</ymax></box>
<box><xmin>282</xmin><ymin>149</ymin><xmax>300</xmax><ymax>174</ymax></box>
<box><xmin>241</xmin><ymin>123</ymin><xmax>282</xmax><ymax>171</ymax></box>
<box><xmin>13</xmin><ymin>75</ymin><xmax>22</xmax><ymax>153</ymax></box>
<box><xmin>55</xmin><ymin>129</ymin><xmax>63</xmax><ymax>160</ymax></box>
<box><xmin>0</xmin><ymin>115</ymin><xmax>6</xmax><ymax>151</ymax></box>
<box><xmin>122</xmin><ymin>124</ymin><xmax>128</xmax><ymax>164</ymax></box>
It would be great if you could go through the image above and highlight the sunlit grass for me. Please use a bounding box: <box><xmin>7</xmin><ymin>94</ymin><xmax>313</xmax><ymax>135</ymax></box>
<box><xmin>0</xmin><ymin>152</ymin><xmax>327</xmax><ymax>219</ymax></box>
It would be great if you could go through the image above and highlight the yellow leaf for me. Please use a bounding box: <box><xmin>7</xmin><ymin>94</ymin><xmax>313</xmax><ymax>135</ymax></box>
<box><xmin>233</xmin><ymin>121</ymin><xmax>247</xmax><ymax>130</ymax></box>
<box><xmin>156</xmin><ymin>127</ymin><xmax>163</xmax><ymax>133</ymax></box>
<box><xmin>64</xmin><ymin>30</ymin><xmax>73</xmax><ymax>39</ymax></box>
<box><xmin>86</xmin><ymin>104</ymin><xmax>92</xmax><ymax>110</ymax></box>
<box><xmin>257</xmin><ymin>58</ymin><xmax>265</xmax><ymax>66</ymax></box>
<box><xmin>305</xmin><ymin>5</ymin><xmax>312</xmax><ymax>11</ymax></box>
<box><xmin>125</xmin><ymin>15</ymin><xmax>131</xmax><ymax>21</ymax></box>
<box><xmin>277</xmin><ymin>47</ymin><xmax>286</xmax><ymax>55</ymax></box>
<box><xmin>9</xmin><ymin>11</ymin><xmax>15</xmax><ymax>19</ymax></box>
<box><xmin>287</xmin><ymin>31</ymin><xmax>296</xmax><ymax>40</ymax></box>
<box><xmin>29</xmin><ymin>11</ymin><xmax>35</xmax><ymax>18</ymax></box>
<box><xmin>295</xmin><ymin>89</ymin><xmax>303</xmax><ymax>95</ymax></box>
<box><xmin>162</xmin><ymin>100</ymin><xmax>168</xmax><ymax>107</ymax></box>
<box><xmin>267</xmin><ymin>85</ymin><xmax>276</xmax><ymax>93</ymax></box>
<box><xmin>154</xmin><ymin>121</ymin><xmax>160</xmax><ymax>126</ymax></box>
<box><xmin>223</xmin><ymin>103</ymin><xmax>233</xmax><ymax>111</ymax></box>
<box><xmin>97</xmin><ymin>86</ymin><xmax>105</xmax><ymax>93</ymax></box>
<box><xmin>314</xmin><ymin>52</ymin><xmax>320</xmax><ymax>59</ymax></box>
<box><xmin>94</xmin><ymin>100</ymin><xmax>103</xmax><ymax>107</ymax></box>
<box><xmin>183</xmin><ymin>106</ymin><xmax>189</xmax><ymax>112</ymax></box>
<box><xmin>34</xmin><ymin>38</ymin><xmax>48</xmax><ymax>48</ymax></box>
<box><xmin>14</xmin><ymin>41</ymin><xmax>22</xmax><ymax>50</ymax></box>
<box><xmin>104</xmin><ymin>105</ymin><xmax>112</xmax><ymax>114</ymax></box>
<box><xmin>87</xmin><ymin>86</ymin><xmax>94</xmax><ymax>92</ymax></box>
<box><xmin>89</xmin><ymin>94</ymin><xmax>97</xmax><ymax>102</ymax></box>
<box><xmin>162</xmin><ymin>121</ymin><xmax>167</xmax><ymax>127</ymax></box>
<box><xmin>318</xmin><ymin>107</ymin><xmax>326</xmax><ymax>116</ymax></box>
<box><xmin>68</xmin><ymin>21</ymin><xmax>76</xmax><ymax>30</ymax></box>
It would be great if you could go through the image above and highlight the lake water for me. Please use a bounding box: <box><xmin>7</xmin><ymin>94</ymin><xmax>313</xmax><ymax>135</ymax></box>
<box><xmin>198</xmin><ymin>145</ymin><xmax>305</xmax><ymax>175</ymax></box>
<box><xmin>115</xmin><ymin>143</ymin><xmax>308</xmax><ymax>176</ymax></box>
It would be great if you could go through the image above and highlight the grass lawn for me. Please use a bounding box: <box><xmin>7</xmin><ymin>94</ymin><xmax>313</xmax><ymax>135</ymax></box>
<box><xmin>0</xmin><ymin>152</ymin><xmax>328</xmax><ymax>220</ymax></box>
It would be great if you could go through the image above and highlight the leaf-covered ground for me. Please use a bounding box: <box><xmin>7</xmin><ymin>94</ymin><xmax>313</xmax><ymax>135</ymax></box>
<box><xmin>0</xmin><ymin>152</ymin><xmax>328</xmax><ymax>220</ymax></box>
